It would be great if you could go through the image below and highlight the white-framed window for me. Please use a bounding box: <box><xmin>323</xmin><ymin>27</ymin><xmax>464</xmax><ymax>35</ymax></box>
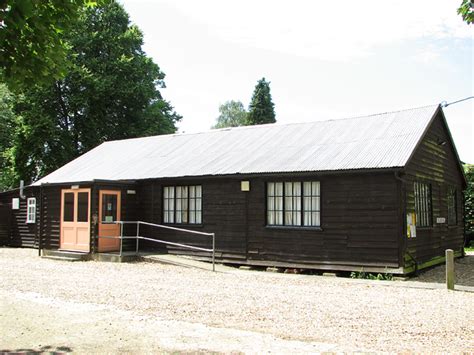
<box><xmin>267</xmin><ymin>181</ymin><xmax>320</xmax><ymax>227</ymax></box>
<box><xmin>26</xmin><ymin>197</ymin><xmax>36</xmax><ymax>223</ymax></box>
<box><xmin>163</xmin><ymin>185</ymin><xmax>202</xmax><ymax>224</ymax></box>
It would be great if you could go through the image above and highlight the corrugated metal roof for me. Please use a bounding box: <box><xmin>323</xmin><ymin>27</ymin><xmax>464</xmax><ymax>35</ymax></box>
<box><xmin>34</xmin><ymin>105</ymin><xmax>439</xmax><ymax>185</ymax></box>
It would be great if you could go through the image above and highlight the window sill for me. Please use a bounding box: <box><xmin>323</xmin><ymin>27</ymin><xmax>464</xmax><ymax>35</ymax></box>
<box><xmin>265</xmin><ymin>226</ymin><xmax>323</xmax><ymax>232</ymax></box>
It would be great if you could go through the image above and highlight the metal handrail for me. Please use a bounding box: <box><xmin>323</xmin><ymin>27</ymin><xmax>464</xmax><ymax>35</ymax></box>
<box><xmin>98</xmin><ymin>220</ymin><xmax>216</xmax><ymax>271</ymax></box>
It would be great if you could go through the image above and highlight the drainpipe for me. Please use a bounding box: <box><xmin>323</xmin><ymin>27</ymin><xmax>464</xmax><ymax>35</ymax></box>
<box><xmin>19</xmin><ymin>180</ymin><xmax>26</xmax><ymax>199</ymax></box>
<box><xmin>38</xmin><ymin>185</ymin><xmax>43</xmax><ymax>256</ymax></box>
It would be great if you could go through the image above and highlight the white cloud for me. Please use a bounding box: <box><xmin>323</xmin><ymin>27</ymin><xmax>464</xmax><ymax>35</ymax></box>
<box><xmin>160</xmin><ymin>0</ymin><xmax>472</xmax><ymax>61</ymax></box>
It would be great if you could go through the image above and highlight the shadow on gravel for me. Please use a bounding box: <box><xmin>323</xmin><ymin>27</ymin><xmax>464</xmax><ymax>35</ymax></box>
<box><xmin>410</xmin><ymin>254</ymin><xmax>474</xmax><ymax>287</ymax></box>
<box><xmin>0</xmin><ymin>345</ymin><xmax>72</xmax><ymax>354</ymax></box>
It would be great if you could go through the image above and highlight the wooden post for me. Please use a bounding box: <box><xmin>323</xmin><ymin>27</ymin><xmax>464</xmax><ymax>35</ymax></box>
<box><xmin>446</xmin><ymin>249</ymin><xmax>455</xmax><ymax>290</ymax></box>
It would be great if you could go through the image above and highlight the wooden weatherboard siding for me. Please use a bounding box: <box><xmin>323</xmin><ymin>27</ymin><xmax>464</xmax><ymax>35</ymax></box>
<box><xmin>40</xmin><ymin>185</ymin><xmax>67</xmax><ymax>250</ymax></box>
<box><xmin>134</xmin><ymin>171</ymin><xmax>400</xmax><ymax>269</ymax></box>
<box><xmin>0</xmin><ymin>188</ymin><xmax>39</xmax><ymax>248</ymax></box>
<box><xmin>0</xmin><ymin>199</ymin><xmax>12</xmax><ymax>246</ymax></box>
<box><xmin>403</xmin><ymin>110</ymin><xmax>465</xmax><ymax>266</ymax></box>
<box><xmin>136</xmin><ymin>178</ymin><xmax>247</xmax><ymax>260</ymax></box>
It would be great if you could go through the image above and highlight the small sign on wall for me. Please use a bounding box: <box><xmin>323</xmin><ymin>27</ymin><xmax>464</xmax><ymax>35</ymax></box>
<box><xmin>407</xmin><ymin>212</ymin><xmax>416</xmax><ymax>238</ymax></box>
<box><xmin>436</xmin><ymin>217</ymin><xmax>446</xmax><ymax>224</ymax></box>
<box><xmin>241</xmin><ymin>181</ymin><xmax>250</xmax><ymax>191</ymax></box>
<box><xmin>12</xmin><ymin>198</ymin><xmax>19</xmax><ymax>210</ymax></box>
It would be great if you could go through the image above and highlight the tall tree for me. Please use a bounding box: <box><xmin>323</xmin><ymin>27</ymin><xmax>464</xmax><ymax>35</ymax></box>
<box><xmin>247</xmin><ymin>77</ymin><xmax>276</xmax><ymax>125</ymax></box>
<box><xmin>11</xmin><ymin>1</ymin><xmax>181</xmax><ymax>185</ymax></box>
<box><xmin>0</xmin><ymin>0</ymin><xmax>101</xmax><ymax>90</ymax></box>
<box><xmin>212</xmin><ymin>100</ymin><xmax>248</xmax><ymax>129</ymax></box>
<box><xmin>0</xmin><ymin>84</ymin><xmax>18</xmax><ymax>190</ymax></box>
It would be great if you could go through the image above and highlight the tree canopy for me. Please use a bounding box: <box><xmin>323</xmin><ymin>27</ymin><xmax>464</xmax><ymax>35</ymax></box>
<box><xmin>212</xmin><ymin>100</ymin><xmax>248</xmax><ymax>129</ymax></box>
<box><xmin>458</xmin><ymin>0</ymin><xmax>474</xmax><ymax>24</ymax></box>
<box><xmin>1</xmin><ymin>1</ymin><xmax>180</xmax><ymax>188</ymax></box>
<box><xmin>247</xmin><ymin>78</ymin><xmax>276</xmax><ymax>125</ymax></box>
<box><xmin>0</xmin><ymin>84</ymin><xmax>17</xmax><ymax>189</ymax></box>
<box><xmin>0</xmin><ymin>0</ymin><xmax>102</xmax><ymax>90</ymax></box>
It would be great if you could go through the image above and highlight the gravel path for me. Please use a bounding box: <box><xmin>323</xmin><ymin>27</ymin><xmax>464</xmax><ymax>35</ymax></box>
<box><xmin>412</xmin><ymin>251</ymin><xmax>474</xmax><ymax>287</ymax></box>
<box><xmin>1</xmin><ymin>248</ymin><xmax>473</xmax><ymax>353</ymax></box>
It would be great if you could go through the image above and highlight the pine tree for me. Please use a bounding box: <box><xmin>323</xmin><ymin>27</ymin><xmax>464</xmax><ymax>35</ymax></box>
<box><xmin>247</xmin><ymin>78</ymin><xmax>276</xmax><ymax>125</ymax></box>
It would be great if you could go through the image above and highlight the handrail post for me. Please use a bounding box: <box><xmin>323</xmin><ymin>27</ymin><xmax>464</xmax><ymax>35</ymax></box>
<box><xmin>135</xmin><ymin>222</ymin><xmax>140</xmax><ymax>255</ymax></box>
<box><xmin>119</xmin><ymin>222</ymin><xmax>123</xmax><ymax>257</ymax></box>
<box><xmin>212</xmin><ymin>233</ymin><xmax>215</xmax><ymax>272</ymax></box>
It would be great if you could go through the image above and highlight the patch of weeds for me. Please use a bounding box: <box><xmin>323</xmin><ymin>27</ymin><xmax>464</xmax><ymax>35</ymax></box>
<box><xmin>465</xmin><ymin>240</ymin><xmax>474</xmax><ymax>253</ymax></box>
<box><xmin>350</xmin><ymin>268</ymin><xmax>393</xmax><ymax>281</ymax></box>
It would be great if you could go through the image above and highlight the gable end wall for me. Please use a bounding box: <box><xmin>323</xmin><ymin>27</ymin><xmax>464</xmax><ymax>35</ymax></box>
<box><xmin>404</xmin><ymin>111</ymin><xmax>465</xmax><ymax>264</ymax></box>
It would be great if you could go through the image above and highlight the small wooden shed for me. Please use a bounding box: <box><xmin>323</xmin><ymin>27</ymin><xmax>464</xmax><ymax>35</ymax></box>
<box><xmin>0</xmin><ymin>105</ymin><xmax>466</xmax><ymax>274</ymax></box>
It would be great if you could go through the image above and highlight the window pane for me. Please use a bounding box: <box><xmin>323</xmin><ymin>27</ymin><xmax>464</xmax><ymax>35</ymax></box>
<box><xmin>314</xmin><ymin>212</ymin><xmax>320</xmax><ymax>226</ymax></box>
<box><xmin>275</xmin><ymin>210</ymin><xmax>283</xmax><ymax>225</ymax></box>
<box><xmin>77</xmin><ymin>192</ymin><xmax>89</xmax><ymax>222</ymax></box>
<box><xmin>188</xmin><ymin>185</ymin><xmax>201</xmax><ymax>224</ymax></box>
<box><xmin>102</xmin><ymin>194</ymin><xmax>118</xmax><ymax>223</ymax></box>
<box><xmin>189</xmin><ymin>193</ymin><xmax>195</xmax><ymax>224</ymax></box>
<box><xmin>448</xmin><ymin>187</ymin><xmax>457</xmax><ymax>226</ymax></box>
<box><xmin>268</xmin><ymin>182</ymin><xmax>274</xmax><ymax>196</ymax></box>
<box><xmin>168</xmin><ymin>187</ymin><xmax>175</xmax><ymax>223</ymax></box>
<box><xmin>303</xmin><ymin>181</ymin><xmax>320</xmax><ymax>226</ymax></box>
<box><xmin>284</xmin><ymin>182</ymin><xmax>300</xmax><ymax>226</ymax></box>
<box><xmin>176</xmin><ymin>196</ymin><xmax>182</xmax><ymax>223</ymax></box>
<box><xmin>275</xmin><ymin>194</ymin><xmax>282</xmax><ymax>211</ymax></box>
<box><xmin>275</xmin><ymin>182</ymin><xmax>283</xmax><ymax>196</ymax></box>
<box><xmin>312</xmin><ymin>181</ymin><xmax>320</xmax><ymax>195</ymax></box>
<box><xmin>63</xmin><ymin>193</ymin><xmax>74</xmax><ymax>222</ymax></box>
<box><xmin>304</xmin><ymin>211</ymin><xmax>310</xmax><ymax>226</ymax></box>
<box><xmin>414</xmin><ymin>182</ymin><xmax>431</xmax><ymax>227</ymax></box>
<box><xmin>268</xmin><ymin>210</ymin><xmax>274</xmax><ymax>225</ymax></box>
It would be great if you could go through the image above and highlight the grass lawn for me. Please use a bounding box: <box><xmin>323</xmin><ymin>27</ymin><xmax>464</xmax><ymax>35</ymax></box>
<box><xmin>465</xmin><ymin>240</ymin><xmax>474</xmax><ymax>253</ymax></box>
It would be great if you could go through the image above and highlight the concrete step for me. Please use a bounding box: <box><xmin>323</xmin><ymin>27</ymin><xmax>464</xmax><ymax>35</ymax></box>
<box><xmin>42</xmin><ymin>249</ymin><xmax>90</xmax><ymax>261</ymax></box>
<box><xmin>41</xmin><ymin>255</ymin><xmax>84</xmax><ymax>262</ymax></box>
<box><xmin>93</xmin><ymin>252</ymin><xmax>139</xmax><ymax>263</ymax></box>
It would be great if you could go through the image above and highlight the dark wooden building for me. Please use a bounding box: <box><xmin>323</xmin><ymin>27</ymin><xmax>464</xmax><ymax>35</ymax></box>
<box><xmin>0</xmin><ymin>105</ymin><xmax>466</xmax><ymax>274</ymax></box>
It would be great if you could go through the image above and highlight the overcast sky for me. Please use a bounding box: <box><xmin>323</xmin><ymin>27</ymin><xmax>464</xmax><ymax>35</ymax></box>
<box><xmin>120</xmin><ymin>0</ymin><xmax>473</xmax><ymax>163</ymax></box>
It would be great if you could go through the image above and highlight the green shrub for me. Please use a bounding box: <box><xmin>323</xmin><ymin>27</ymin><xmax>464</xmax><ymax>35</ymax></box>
<box><xmin>350</xmin><ymin>269</ymin><xmax>393</xmax><ymax>281</ymax></box>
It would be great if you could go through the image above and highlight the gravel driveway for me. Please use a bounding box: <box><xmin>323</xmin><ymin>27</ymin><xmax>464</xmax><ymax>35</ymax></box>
<box><xmin>1</xmin><ymin>248</ymin><xmax>473</xmax><ymax>353</ymax></box>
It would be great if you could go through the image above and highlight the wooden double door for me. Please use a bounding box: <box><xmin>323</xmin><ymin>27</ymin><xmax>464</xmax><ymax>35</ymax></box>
<box><xmin>60</xmin><ymin>188</ymin><xmax>91</xmax><ymax>252</ymax></box>
<box><xmin>60</xmin><ymin>189</ymin><xmax>121</xmax><ymax>252</ymax></box>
